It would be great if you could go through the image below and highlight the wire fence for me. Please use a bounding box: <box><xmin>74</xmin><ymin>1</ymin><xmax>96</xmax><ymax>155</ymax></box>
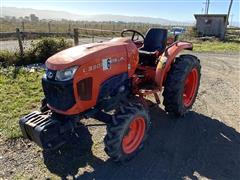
<box><xmin>0</xmin><ymin>27</ymin><xmax>124</xmax><ymax>54</ymax></box>
<box><xmin>0</xmin><ymin>20</ymin><xmax>170</xmax><ymax>34</ymax></box>
<box><xmin>0</xmin><ymin>20</ymin><xmax>179</xmax><ymax>53</ymax></box>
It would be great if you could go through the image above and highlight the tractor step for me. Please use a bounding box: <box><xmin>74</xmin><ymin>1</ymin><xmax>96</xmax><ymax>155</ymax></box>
<box><xmin>136</xmin><ymin>83</ymin><xmax>161</xmax><ymax>105</ymax></box>
<box><xmin>137</xmin><ymin>83</ymin><xmax>160</xmax><ymax>96</ymax></box>
<box><xmin>19</xmin><ymin>111</ymin><xmax>74</xmax><ymax>150</ymax></box>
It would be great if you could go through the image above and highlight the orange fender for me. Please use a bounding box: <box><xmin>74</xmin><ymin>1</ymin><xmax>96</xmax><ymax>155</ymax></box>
<box><xmin>155</xmin><ymin>41</ymin><xmax>193</xmax><ymax>90</ymax></box>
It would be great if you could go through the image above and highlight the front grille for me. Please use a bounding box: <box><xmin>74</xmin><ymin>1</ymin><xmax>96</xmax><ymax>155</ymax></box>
<box><xmin>42</xmin><ymin>77</ymin><xmax>76</xmax><ymax>111</ymax></box>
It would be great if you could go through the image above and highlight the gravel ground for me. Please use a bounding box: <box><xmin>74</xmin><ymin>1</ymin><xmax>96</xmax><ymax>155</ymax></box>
<box><xmin>0</xmin><ymin>52</ymin><xmax>239</xmax><ymax>180</ymax></box>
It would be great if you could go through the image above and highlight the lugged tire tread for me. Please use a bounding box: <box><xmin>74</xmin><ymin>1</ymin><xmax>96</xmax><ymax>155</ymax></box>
<box><xmin>104</xmin><ymin>101</ymin><xmax>151</xmax><ymax>162</ymax></box>
<box><xmin>163</xmin><ymin>54</ymin><xmax>201</xmax><ymax>116</ymax></box>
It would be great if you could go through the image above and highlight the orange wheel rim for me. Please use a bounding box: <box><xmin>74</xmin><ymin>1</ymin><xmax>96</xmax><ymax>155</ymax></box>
<box><xmin>122</xmin><ymin>116</ymin><xmax>146</xmax><ymax>154</ymax></box>
<box><xmin>183</xmin><ymin>68</ymin><xmax>199</xmax><ymax>107</ymax></box>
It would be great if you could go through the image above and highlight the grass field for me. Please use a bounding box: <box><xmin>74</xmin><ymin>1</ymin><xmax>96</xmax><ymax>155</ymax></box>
<box><xmin>0</xmin><ymin>67</ymin><xmax>44</xmax><ymax>139</ymax></box>
<box><xmin>180</xmin><ymin>30</ymin><xmax>240</xmax><ymax>52</ymax></box>
<box><xmin>0</xmin><ymin>20</ymin><xmax>155</xmax><ymax>33</ymax></box>
<box><xmin>193</xmin><ymin>41</ymin><xmax>240</xmax><ymax>52</ymax></box>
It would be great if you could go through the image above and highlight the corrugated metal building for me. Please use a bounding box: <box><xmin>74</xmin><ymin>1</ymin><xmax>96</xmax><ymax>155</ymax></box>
<box><xmin>194</xmin><ymin>14</ymin><xmax>228</xmax><ymax>40</ymax></box>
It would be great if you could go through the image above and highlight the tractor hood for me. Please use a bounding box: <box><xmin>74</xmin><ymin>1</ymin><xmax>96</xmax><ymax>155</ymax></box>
<box><xmin>46</xmin><ymin>38</ymin><xmax>132</xmax><ymax>70</ymax></box>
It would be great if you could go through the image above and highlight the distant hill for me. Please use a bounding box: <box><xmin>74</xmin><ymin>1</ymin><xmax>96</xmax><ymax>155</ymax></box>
<box><xmin>1</xmin><ymin>7</ymin><xmax>193</xmax><ymax>26</ymax></box>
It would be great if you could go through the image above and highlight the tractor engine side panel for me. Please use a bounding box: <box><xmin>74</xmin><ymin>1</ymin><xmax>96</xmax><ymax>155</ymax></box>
<box><xmin>96</xmin><ymin>72</ymin><xmax>130</xmax><ymax>111</ymax></box>
<box><xmin>98</xmin><ymin>72</ymin><xmax>129</xmax><ymax>100</ymax></box>
<box><xmin>71</xmin><ymin>45</ymin><xmax>129</xmax><ymax>114</ymax></box>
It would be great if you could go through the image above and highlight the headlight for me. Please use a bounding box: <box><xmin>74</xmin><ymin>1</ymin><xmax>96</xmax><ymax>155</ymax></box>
<box><xmin>55</xmin><ymin>66</ymin><xmax>78</xmax><ymax>81</ymax></box>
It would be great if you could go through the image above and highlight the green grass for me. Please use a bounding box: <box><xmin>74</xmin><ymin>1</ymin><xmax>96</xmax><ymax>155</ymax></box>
<box><xmin>193</xmin><ymin>41</ymin><xmax>240</xmax><ymax>52</ymax></box>
<box><xmin>0</xmin><ymin>67</ymin><xmax>44</xmax><ymax>139</ymax></box>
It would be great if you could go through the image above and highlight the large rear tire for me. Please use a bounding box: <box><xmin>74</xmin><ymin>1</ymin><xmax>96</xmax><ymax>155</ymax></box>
<box><xmin>104</xmin><ymin>102</ymin><xmax>151</xmax><ymax>162</ymax></box>
<box><xmin>163</xmin><ymin>54</ymin><xmax>201</xmax><ymax>116</ymax></box>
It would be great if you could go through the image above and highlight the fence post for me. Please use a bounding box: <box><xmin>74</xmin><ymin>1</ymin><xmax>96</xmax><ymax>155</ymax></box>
<box><xmin>21</xmin><ymin>22</ymin><xmax>25</xmax><ymax>41</ymax></box>
<box><xmin>16</xmin><ymin>28</ymin><xmax>24</xmax><ymax>56</ymax></box>
<box><xmin>73</xmin><ymin>28</ymin><xmax>79</xmax><ymax>46</ymax></box>
<box><xmin>48</xmin><ymin>22</ymin><xmax>51</xmax><ymax>32</ymax></box>
<box><xmin>68</xmin><ymin>23</ymin><xmax>71</xmax><ymax>33</ymax></box>
<box><xmin>91</xmin><ymin>29</ymin><xmax>94</xmax><ymax>43</ymax></box>
<box><xmin>21</xmin><ymin>22</ymin><xmax>25</xmax><ymax>31</ymax></box>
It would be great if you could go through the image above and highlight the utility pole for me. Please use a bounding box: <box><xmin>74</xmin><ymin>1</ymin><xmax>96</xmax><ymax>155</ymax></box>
<box><xmin>227</xmin><ymin>0</ymin><xmax>233</xmax><ymax>24</ymax></box>
<box><xmin>224</xmin><ymin>0</ymin><xmax>234</xmax><ymax>39</ymax></box>
<box><xmin>230</xmin><ymin>14</ymin><xmax>234</xmax><ymax>27</ymax></box>
<box><xmin>205</xmin><ymin>0</ymin><xmax>210</xmax><ymax>14</ymax></box>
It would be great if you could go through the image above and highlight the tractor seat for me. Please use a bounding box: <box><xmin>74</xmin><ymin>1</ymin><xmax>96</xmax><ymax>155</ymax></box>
<box><xmin>139</xmin><ymin>28</ymin><xmax>168</xmax><ymax>66</ymax></box>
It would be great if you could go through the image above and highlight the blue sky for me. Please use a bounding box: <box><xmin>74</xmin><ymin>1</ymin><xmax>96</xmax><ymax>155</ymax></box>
<box><xmin>2</xmin><ymin>0</ymin><xmax>240</xmax><ymax>23</ymax></box>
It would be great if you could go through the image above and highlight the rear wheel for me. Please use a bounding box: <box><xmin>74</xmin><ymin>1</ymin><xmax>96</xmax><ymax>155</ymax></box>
<box><xmin>104</xmin><ymin>102</ymin><xmax>150</xmax><ymax>162</ymax></box>
<box><xmin>163</xmin><ymin>55</ymin><xmax>201</xmax><ymax>116</ymax></box>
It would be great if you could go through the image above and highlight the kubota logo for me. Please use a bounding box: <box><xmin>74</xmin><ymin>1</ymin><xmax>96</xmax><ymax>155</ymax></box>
<box><xmin>82</xmin><ymin>57</ymin><xmax>125</xmax><ymax>73</ymax></box>
<box><xmin>102</xmin><ymin>58</ymin><xmax>111</xmax><ymax>70</ymax></box>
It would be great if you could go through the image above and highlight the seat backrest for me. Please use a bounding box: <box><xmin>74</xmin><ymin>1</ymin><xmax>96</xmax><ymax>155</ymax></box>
<box><xmin>142</xmin><ymin>28</ymin><xmax>168</xmax><ymax>53</ymax></box>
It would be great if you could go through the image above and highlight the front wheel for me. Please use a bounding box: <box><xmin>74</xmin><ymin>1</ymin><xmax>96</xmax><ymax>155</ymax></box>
<box><xmin>104</xmin><ymin>102</ymin><xmax>151</xmax><ymax>162</ymax></box>
<box><xmin>163</xmin><ymin>54</ymin><xmax>201</xmax><ymax>116</ymax></box>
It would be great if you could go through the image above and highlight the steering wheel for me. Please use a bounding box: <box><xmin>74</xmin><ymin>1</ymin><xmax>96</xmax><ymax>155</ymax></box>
<box><xmin>121</xmin><ymin>29</ymin><xmax>145</xmax><ymax>42</ymax></box>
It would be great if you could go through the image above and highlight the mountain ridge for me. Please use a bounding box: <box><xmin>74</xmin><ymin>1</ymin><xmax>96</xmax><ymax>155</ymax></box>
<box><xmin>1</xmin><ymin>7</ymin><xmax>193</xmax><ymax>26</ymax></box>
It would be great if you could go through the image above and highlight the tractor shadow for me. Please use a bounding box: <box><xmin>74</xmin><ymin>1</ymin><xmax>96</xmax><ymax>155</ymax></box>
<box><xmin>43</xmin><ymin>106</ymin><xmax>240</xmax><ymax>180</ymax></box>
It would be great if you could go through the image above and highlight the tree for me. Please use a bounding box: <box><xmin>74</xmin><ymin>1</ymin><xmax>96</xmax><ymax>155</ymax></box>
<box><xmin>30</xmin><ymin>14</ymin><xmax>39</xmax><ymax>22</ymax></box>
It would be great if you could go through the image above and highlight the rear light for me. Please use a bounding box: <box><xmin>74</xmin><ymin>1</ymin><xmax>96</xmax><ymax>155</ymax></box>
<box><xmin>77</xmin><ymin>77</ymin><xmax>93</xmax><ymax>100</ymax></box>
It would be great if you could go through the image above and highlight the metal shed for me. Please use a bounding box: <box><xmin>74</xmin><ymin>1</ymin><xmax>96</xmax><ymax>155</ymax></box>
<box><xmin>194</xmin><ymin>14</ymin><xmax>228</xmax><ymax>40</ymax></box>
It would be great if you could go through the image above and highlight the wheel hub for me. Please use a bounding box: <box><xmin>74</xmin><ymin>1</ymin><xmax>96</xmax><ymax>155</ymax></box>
<box><xmin>183</xmin><ymin>68</ymin><xmax>199</xmax><ymax>107</ymax></box>
<box><xmin>122</xmin><ymin>116</ymin><xmax>146</xmax><ymax>154</ymax></box>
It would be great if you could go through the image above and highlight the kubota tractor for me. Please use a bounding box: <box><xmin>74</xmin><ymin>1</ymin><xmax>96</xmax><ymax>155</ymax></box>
<box><xmin>19</xmin><ymin>28</ymin><xmax>201</xmax><ymax>162</ymax></box>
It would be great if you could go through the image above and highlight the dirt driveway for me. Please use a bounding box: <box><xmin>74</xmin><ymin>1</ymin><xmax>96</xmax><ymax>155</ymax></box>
<box><xmin>0</xmin><ymin>52</ymin><xmax>239</xmax><ymax>180</ymax></box>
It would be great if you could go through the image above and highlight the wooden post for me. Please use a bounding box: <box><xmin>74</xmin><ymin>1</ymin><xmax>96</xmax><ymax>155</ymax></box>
<box><xmin>68</xmin><ymin>23</ymin><xmax>71</xmax><ymax>33</ymax></box>
<box><xmin>48</xmin><ymin>22</ymin><xmax>51</xmax><ymax>32</ymax></box>
<box><xmin>21</xmin><ymin>22</ymin><xmax>25</xmax><ymax>41</ymax></box>
<box><xmin>101</xmin><ymin>23</ymin><xmax>103</xmax><ymax>35</ymax></box>
<box><xmin>16</xmin><ymin>28</ymin><xmax>24</xmax><ymax>56</ymax></box>
<box><xmin>21</xmin><ymin>22</ymin><xmax>25</xmax><ymax>31</ymax></box>
<box><xmin>73</xmin><ymin>28</ymin><xmax>79</xmax><ymax>45</ymax></box>
<box><xmin>91</xmin><ymin>29</ymin><xmax>94</xmax><ymax>42</ymax></box>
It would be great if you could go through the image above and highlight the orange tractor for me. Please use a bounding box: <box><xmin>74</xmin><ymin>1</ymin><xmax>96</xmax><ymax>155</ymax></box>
<box><xmin>20</xmin><ymin>28</ymin><xmax>201</xmax><ymax>162</ymax></box>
